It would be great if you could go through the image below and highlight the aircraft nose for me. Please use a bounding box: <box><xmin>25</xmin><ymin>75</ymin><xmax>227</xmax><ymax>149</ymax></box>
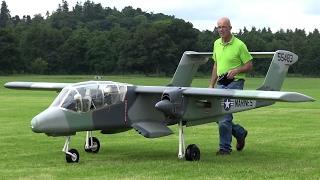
<box><xmin>30</xmin><ymin>107</ymin><xmax>69</xmax><ymax>134</ymax></box>
<box><xmin>31</xmin><ymin>117</ymin><xmax>41</xmax><ymax>133</ymax></box>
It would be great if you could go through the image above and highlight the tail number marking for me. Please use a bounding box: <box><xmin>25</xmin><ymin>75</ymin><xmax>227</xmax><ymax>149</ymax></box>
<box><xmin>277</xmin><ymin>52</ymin><xmax>293</xmax><ymax>64</ymax></box>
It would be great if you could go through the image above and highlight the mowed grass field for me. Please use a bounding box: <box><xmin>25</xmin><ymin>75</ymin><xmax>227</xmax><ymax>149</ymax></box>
<box><xmin>0</xmin><ymin>75</ymin><xmax>319</xmax><ymax>179</ymax></box>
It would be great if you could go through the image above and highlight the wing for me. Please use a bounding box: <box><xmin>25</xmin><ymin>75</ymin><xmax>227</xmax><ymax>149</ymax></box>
<box><xmin>4</xmin><ymin>82</ymin><xmax>72</xmax><ymax>91</ymax></box>
<box><xmin>181</xmin><ymin>87</ymin><xmax>314</xmax><ymax>126</ymax></box>
<box><xmin>134</xmin><ymin>86</ymin><xmax>314</xmax><ymax>102</ymax></box>
<box><xmin>182</xmin><ymin>88</ymin><xmax>315</xmax><ymax>102</ymax></box>
<box><xmin>134</xmin><ymin>85</ymin><xmax>167</xmax><ymax>94</ymax></box>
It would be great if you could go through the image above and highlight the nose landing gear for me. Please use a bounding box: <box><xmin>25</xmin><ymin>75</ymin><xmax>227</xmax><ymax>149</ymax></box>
<box><xmin>62</xmin><ymin>136</ymin><xmax>80</xmax><ymax>163</ymax></box>
<box><xmin>62</xmin><ymin>131</ymin><xmax>101</xmax><ymax>163</ymax></box>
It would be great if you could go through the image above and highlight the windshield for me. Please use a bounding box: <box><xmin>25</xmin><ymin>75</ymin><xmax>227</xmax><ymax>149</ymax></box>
<box><xmin>52</xmin><ymin>81</ymin><xmax>129</xmax><ymax>112</ymax></box>
<box><xmin>50</xmin><ymin>88</ymin><xmax>69</xmax><ymax>107</ymax></box>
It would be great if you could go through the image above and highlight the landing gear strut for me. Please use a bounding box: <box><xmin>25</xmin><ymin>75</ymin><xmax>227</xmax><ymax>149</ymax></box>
<box><xmin>177</xmin><ymin>121</ymin><xmax>200</xmax><ymax>161</ymax></box>
<box><xmin>178</xmin><ymin>121</ymin><xmax>186</xmax><ymax>159</ymax></box>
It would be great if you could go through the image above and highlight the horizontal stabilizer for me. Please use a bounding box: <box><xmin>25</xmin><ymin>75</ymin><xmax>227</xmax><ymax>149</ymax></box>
<box><xmin>4</xmin><ymin>82</ymin><xmax>72</xmax><ymax>91</ymax></box>
<box><xmin>132</xmin><ymin>122</ymin><xmax>173</xmax><ymax>138</ymax></box>
<box><xmin>182</xmin><ymin>88</ymin><xmax>315</xmax><ymax>102</ymax></box>
<box><xmin>169</xmin><ymin>51</ymin><xmax>275</xmax><ymax>87</ymax></box>
<box><xmin>186</xmin><ymin>51</ymin><xmax>275</xmax><ymax>59</ymax></box>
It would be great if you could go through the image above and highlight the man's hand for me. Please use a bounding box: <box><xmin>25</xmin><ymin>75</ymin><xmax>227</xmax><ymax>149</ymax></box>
<box><xmin>227</xmin><ymin>68</ymin><xmax>239</xmax><ymax>79</ymax></box>
<box><xmin>227</xmin><ymin>61</ymin><xmax>253</xmax><ymax>79</ymax></box>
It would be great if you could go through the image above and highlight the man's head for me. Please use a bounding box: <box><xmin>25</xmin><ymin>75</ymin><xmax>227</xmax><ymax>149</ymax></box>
<box><xmin>217</xmin><ymin>17</ymin><xmax>232</xmax><ymax>41</ymax></box>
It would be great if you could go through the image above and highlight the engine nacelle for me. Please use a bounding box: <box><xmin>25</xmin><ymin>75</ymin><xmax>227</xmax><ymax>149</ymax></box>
<box><xmin>155</xmin><ymin>87</ymin><xmax>185</xmax><ymax>119</ymax></box>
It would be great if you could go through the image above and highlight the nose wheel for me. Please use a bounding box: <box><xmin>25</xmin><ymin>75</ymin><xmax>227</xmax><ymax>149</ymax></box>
<box><xmin>62</xmin><ymin>137</ymin><xmax>80</xmax><ymax>163</ymax></box>
<box><xmin>66</xmin><ymin>149</ymin><xmax>79</xmax><ymax>163</ymax></box>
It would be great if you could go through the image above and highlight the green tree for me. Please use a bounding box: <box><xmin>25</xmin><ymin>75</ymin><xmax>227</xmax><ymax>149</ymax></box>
<box><xmin>20</xmin><ymin>23</ymin><xmax>64</xmax><ymax>73</ymax></box>
<box><xmin>303</xmin><ymin>29</ymin><xmax>320</xmax><ymax>76</ymax></box>
<box><xmin>62</xmin><ymin>0</ymin><xmax>69</xmax><ymax>12</ymax></box>
<box><xmin>11</xmin><ymin>15</ymin><xmax>20</xmax><ymax>26</ymax></box>
<box><xmin>166</xmin><ymin>19</ymin><xmax>199</xmax><ymax>53</ymax></box>
<box><xmin>0</xmin><ymin>29</ymin><xmax>20</xmax><ymax>74</ymax></box>
<box><xmin>83</xmin><ymin>0</ymin><xmax>105</xmax><ymax>21</ymax></box>
<box><xmin>58</xmin><ymin>28</ymin><xmax>90</xmax><ymax>74</ymax></box>
<box><xmin>0</xmin><ymin>0</ymin><xmax>10</xmax><ymax>28</ymax></box>
<box><xmin>119</xmin><ymin>21</ymin><xmax>179</xmax><ymax>75</ymax></box>
<box><xmin>86</xmin><ymin>31</ymin><xmax>116</xmax><ymax>74</ymax></box>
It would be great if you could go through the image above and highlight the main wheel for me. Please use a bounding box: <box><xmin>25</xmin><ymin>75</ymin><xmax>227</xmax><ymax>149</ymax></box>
<box><xmin>84</xmin><ymin>137</ymin><xmax>100</xmax><ymax>153</ymax></box>
<box><xmin>185</xmin><ymin>144</ymin><xmax>200</xmax><ymax>161</ymax></box>
<box><xmin>90</xmin><ymin>137</ymin><xmax>100</xmax><ymax>153</ymax></box>
<box><xmin>66</xmin><ymin>149</ymin><xmax>79</xmax><ymax>163</ymax></box>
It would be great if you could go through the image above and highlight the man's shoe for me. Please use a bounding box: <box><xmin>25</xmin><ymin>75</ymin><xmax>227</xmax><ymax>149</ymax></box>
<box><xmin>216</xmin><ymin>149</ymin><xmax>231</xmax><ymax>156</ymax></box>
<box><xmin>236</xmin><ymin>130</ymin><xmax>248</xmax><ymax>151</ymax></box>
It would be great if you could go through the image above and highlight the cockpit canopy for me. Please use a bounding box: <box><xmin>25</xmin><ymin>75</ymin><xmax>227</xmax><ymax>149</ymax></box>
<box><xmin>51</xmin><ymin>81</ymin><xmax>130</xmax><ymax>112</ymax></box>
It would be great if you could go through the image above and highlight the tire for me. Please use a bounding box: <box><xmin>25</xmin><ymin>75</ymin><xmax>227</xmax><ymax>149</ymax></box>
<box><xmin>66</xmin><ymin>149</ymin><xmax>79</xmax><ymax>163</ymax></box>
<box><xmin>185</xmin><ymin>144</ymin><xmax>200</xmax><ymax>161</ymax></box>
<box><xmin>90</xmin><ymin>137</ymin><xmax>100</xmax><ymax>153</ymax></box>
<box><xmin>84</xmin><ymin>137</ymin><xmax>100</xmax><ymax>153</ymax></box>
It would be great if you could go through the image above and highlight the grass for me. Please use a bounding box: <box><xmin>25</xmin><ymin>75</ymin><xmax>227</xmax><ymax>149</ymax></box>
<box><xmin>0</xmin><ymin>75</ymin><xmax>319</xmax><ymax>179</ymax></box>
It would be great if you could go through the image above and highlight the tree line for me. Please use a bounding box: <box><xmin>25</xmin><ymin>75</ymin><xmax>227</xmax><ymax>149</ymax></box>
<box><xmin>0</xmin><ymin>0</ymin><xmax>319</xmax><ymax>76</ymax></box>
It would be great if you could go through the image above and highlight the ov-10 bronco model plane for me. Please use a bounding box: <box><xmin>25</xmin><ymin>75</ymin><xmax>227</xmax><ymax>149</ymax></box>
<box><xmin>5</xmin><ymin>50</ymin><xmax>315</xmax><ymax>163</ymax></box>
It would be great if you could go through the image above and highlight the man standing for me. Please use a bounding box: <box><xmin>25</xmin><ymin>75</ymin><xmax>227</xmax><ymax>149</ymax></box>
<box><xmin>209</xmin><ymin>17</ymin><xmax>252</xmax><ymax>155</ymax></box>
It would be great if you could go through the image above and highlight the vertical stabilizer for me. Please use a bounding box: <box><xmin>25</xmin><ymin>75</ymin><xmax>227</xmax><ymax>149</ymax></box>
<box><xmin>168</xmin><ymin>51</ymin><xmax>209</xmax><ymax>87</ymax></box>
<box><xmin>258</xmin><ymin>50</ymin><xmax>298</xmax><ymax>91</ymax></box>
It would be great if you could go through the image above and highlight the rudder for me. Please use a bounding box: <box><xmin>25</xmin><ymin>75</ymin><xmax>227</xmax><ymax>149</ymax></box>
<box><xmin>258</xmin><ymin>50</ymin><xmax>298</xmax><ymax>91</ymax></box>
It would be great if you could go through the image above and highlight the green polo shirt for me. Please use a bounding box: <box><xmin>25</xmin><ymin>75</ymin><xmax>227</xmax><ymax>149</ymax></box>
<box><xmin>213</xmin><ymin>35</ymin><xmax>252</xmax><ymax>80</ymax></box>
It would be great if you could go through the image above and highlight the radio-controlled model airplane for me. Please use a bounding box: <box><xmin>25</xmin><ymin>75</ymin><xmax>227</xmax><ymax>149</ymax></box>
<box><xmin>4</xmin><ymin>50</ymin><xmax>314</xmax><ymax>163</ymax></box>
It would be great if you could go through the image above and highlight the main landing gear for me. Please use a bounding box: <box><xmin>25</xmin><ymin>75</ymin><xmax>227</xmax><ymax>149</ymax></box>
<box><xmin>84</xmin><ymin>131</ymin><xmax>100</xmax><ymax>153</ymax></box>
<box><xmin>178</xmin><ymin>121</ymin><xmax>200</xmax><ymax>161</ymax></box>
<box><xmin>62</xmin><ymin>131</ymin><xmax>100</xmax><ymax>163</ymax></box>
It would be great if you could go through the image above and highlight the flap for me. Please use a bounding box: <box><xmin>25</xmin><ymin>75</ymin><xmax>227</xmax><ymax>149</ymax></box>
<box><xmin>131</xmin><ymin>121</ymin><xmax>173</xmax><ymax>138</ymax></box>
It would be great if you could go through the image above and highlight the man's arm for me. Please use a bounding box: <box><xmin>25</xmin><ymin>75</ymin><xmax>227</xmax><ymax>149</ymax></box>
<box><xmin>209</xmin><ymin>62</ymin><xmax>218</xmax><ymax>88</ymax></box>
<box><xmin>227</xmin><ymin>60</ymin><xmax>253</xmax><ymax>79</ymax></box>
